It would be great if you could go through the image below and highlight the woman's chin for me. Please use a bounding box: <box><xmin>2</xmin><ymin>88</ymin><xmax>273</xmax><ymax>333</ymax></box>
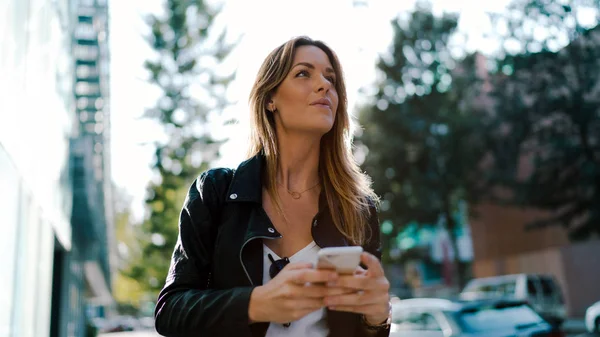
<box><xmin>286</xmin><ymin>117</ymin><xmax>335</xmax><ymax>136</ymax></box>
<box><xmin>317</xmin><ymin>115</ymin><xmax>335</xmax><ymax>131</ymax></box>
<box><xmin>292</xmin><ymin>124</ymin><xmax>334</xmax><ymax>137</ymax></box>
<box><xmin>313</xmin><ymin>121</ymin><xmax>335</xmax><ymax>135</ymax></box>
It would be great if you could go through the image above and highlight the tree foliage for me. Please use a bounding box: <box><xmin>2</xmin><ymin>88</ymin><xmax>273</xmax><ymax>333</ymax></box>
<box><xmin>485</xmin><ymin>0</ymin><xmax>600</xmax><ymax>240</ymax></box>
<box><xmin>359</xmin><ymin>4</ymin><xmax>488</xmax><ymax>287</ymax></box>
<box><xmin>111</xmin><ymin>187</ymin><xmax>146</xmax><ymax>314</ymax></box>
<box><xmin>127</xmin><ymin>0</ymin><xmax>235</xmax><ymax>296</ymax></box>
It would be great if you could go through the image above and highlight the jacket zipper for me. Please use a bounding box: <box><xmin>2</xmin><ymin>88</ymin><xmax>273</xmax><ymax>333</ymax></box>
<box><xmin>239</xmin><ymin>235</ymin><xmax>281</xmax><ymax>286</ymax></box>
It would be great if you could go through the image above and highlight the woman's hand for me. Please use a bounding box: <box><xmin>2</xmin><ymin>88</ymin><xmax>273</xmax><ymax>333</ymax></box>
<box><xmin>324</xmin><ymin>252</ymin><xmax>391</xmax><ymax>325</ymax></box>
<box><xmin>248</xmin><ymin>262</ymin><xmax>349</xmax><ymax>324</ymax></box>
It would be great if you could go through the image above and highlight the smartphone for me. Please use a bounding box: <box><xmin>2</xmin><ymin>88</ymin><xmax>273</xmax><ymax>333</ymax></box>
<box><xmin>316</xmin><ymin>246</ymin><xmax>363</xmax><ymax>275</ymax></box>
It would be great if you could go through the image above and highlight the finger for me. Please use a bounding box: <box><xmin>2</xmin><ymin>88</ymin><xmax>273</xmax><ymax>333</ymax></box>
<box><xmin>297</xmin><ymin>284</ymin><xmax>330</xmax><ymax>298</ymax></box>
<box><xmin>354</xmin><ymin>265</ymin><xmax>366</xmax><ymax>275</ymax></box>
<box><xmin>289</xmin><ymin>269</ymin><xmax>338</xmax><ymax>285</ymax></box>
<box><xmin>333</xmin><ymin>274</ymin><xmax>390</xmax><ymax>293</ymax></box>
<box><xmin>360</xmin><ymin>252</ymin><xmax>384</xmax><ymax>277</ymax></box>
<box><xmin>298</xmin><ymin>284</ymin><xmax>355</xmax><ymax>299</ymax></box>
<box><xmin>331</xmin><ymin>274</ymin><xmax>371</xmax><ymax>290</ymax></box>
<box><xmin>292</xmin><ymin>297</ymin><xmax>326</xmax><ymax>310</ymax></box>
<box><xmin>324</xmin><ymin>287</ymin><xmax>357</xmax><ymax>297</ymax></box>
<box><xmin>325</xmin><ymin>290</ymin><xmax>386</xmax><ymax>307</ymax></box>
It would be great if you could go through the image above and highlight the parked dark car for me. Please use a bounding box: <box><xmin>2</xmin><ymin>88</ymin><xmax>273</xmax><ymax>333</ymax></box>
<box><xmin>391</xmin><ymin>297</ymin><xmax>563</xmax><ymax>337</ymax></box>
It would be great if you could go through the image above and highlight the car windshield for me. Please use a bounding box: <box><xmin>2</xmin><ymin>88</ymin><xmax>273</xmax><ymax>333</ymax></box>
<box><xmin>457</xmin><ymin>303</ymin><xmax>545</xmax><ymax>332</ymax></box>
<box><xmin>463</xmin><ymin>280</ymin><xmax>517</xmax><ymax>297</ymax></box>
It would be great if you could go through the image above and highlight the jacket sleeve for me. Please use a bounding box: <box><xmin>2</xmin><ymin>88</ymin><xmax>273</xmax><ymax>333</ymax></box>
<box><xmin>355</xmin><ymin>202</ymin><xmax>391</xmax><ymax>337</ymax></box>
<box><xmin>154</xmin><ymin>171</ymin><xmax>254</xmax><ymax>337</ymax></box>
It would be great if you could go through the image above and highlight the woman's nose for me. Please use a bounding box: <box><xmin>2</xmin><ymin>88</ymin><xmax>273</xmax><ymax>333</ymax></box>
<box><xmin>315</xmin><ymin>75</ymin><xmax>332</xmax><ymax>92</ymax></box>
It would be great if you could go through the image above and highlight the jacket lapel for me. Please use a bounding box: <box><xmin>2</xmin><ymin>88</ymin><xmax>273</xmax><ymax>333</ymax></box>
<box><xmin>227</xmin><ymin>154</ymin><xmax>281</xmax><ymax>287</ymax></box>
<box><xmin>240</xmin><ymin>207</ymin><xmax>281</xmax><ymax>286</ymax></box>
<box><xmin>312</xmin><ymin>192</ymin><xmax>349</xmax><ymax>248</ymax></box>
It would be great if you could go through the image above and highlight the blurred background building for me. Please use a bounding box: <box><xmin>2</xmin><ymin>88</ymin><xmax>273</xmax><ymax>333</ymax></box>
<box><xmin>469</xmin><ymin>26</ymin><xmax>600</xmax><ymax>318</ymax></box>
<box><xmin>471</xmin><ymin>185</ymin><xmax>600</xmax><ymax>318</ymax></box>
<box><xmin>0</xmin><ymin>0</ymin><xmax>115</xmax><ymax>337</ymax></box>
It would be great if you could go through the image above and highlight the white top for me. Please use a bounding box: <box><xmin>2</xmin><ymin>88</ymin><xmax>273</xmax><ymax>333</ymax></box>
<box><xmin>263</xmin><ymin>241</ymin><xmax>329</xmax><ymax>337</ymax></box>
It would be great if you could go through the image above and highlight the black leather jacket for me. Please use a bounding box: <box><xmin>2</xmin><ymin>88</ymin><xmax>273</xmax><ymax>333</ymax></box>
<box><xmin>154</xmin><ymin>154</ymin><xmax>390</xmax><ymax>337</ymax></box>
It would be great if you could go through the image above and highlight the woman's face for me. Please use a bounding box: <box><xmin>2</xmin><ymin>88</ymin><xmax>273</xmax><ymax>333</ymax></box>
<box><xmin>270</xmin><ymin>45</ymin><xmax>339</xmax><ymax>136</ymax></box>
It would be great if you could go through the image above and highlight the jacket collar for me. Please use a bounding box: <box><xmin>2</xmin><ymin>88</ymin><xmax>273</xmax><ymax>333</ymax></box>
<box><xmin>226</xmin><ymin>154</ymin><xmax>264</xmax><ymax>203</ymax></box>
<box><xmin>227</xmin><ymin>152</ymin><xmax>349</xmax><ymax>247</ymax></box>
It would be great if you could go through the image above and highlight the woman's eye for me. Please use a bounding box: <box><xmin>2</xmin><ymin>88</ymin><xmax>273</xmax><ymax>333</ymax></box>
<box><xmin>296</xmin><ymin>70</ymin><xmax>309</xmax><ymax>77</ymax></box>
<box><xmin>295</xmin><ymin>70</ymin><xmax>335</xmax><ymax>84</ymax></box>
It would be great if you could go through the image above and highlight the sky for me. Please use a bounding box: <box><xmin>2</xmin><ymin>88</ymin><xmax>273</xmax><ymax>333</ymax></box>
<box><xmin>109</xmin><ymin>0</ymin><xmax>513</xmax><ymax>220</ymax></box>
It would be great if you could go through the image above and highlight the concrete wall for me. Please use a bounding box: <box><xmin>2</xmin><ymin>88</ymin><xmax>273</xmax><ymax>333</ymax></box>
<box><xmin>470</xmin><ymin>203</ymin><xmax>569</xmax><ymax>261</ymax></box>
<box><xmin>560</xmin><ymin>241</ymin><xmax>600</xmax><ymax>317</ymax></box>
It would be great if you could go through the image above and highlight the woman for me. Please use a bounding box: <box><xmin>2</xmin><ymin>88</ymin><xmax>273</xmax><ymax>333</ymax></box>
<box><xmin>154</xmin><ymin>36</ymin><xmax>391</xmax><ymax>337</ymax></box>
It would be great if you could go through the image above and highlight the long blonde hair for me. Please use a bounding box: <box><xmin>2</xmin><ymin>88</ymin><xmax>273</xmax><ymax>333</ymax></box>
<box><xmin>247</xmin><ymin>36</ymin><xmax>379</xmax><ymax>245</ymax></box>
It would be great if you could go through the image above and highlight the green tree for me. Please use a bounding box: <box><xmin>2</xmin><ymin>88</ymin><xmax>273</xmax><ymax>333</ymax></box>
<box><xmin>358</xmin><ymin>4</ymin><xmax>488</xmax><ymax>288</ymax></box>
<box><xmin>128</xmin><ymin>0</ymin><xmax>235</xmax><ymax>296</ymax></box>
<box><xmin>111</xmin><ymin>187</ymin><xmax>145</xmax><ymax>314</ymax></box>
<box><xmin>485</xmin><ymin>0</ymin><xmax>600</xmax><ymax>240</ymax></box>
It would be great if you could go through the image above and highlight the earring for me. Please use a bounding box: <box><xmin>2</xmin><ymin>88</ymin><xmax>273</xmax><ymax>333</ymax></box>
<box><xmin>268</xmin><ymin>100</ymin><xmax>276</xmax><ymax>113</ymax></box>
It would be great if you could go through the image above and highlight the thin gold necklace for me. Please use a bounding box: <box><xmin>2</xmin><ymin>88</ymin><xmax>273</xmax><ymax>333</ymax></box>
<box><xmin>279</xmin><ymin>181</ymin><xmax>320</xmax><ymax>199</ymax></box>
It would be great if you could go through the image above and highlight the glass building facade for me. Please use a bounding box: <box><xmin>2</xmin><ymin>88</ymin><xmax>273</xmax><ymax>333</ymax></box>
<box><xmin>0</xmin><ymin>0</ymin><xmax>114</xmax><ymax>336</ymax></box>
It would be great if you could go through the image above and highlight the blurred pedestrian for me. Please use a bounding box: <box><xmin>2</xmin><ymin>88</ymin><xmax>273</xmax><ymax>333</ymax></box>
<box><xmin>154</xmin><ymin>36</ymin><xmax>391</xmax><ymax>337</ymax></box>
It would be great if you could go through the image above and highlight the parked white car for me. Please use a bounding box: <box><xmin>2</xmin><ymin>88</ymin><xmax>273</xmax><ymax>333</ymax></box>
<box><xmin>390</xmin><ymin>297</ymin><xmax>556</xmax><ymax>337</ymax></box>
<box><xmin>585</xmin><ymin>301</ymin><xmax>600</xmax><ymax>333</ymax></box>
<box><xmin>460</xmin><ymin>274</ymin><xmax>566</xmax><ymax>327</ymax></box>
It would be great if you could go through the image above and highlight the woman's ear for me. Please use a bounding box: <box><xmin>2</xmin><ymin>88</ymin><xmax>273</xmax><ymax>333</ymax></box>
<box><xmin>267</xmin><ymin>99</ymin><xmax>276</xmax><ymax>113</ymax></box>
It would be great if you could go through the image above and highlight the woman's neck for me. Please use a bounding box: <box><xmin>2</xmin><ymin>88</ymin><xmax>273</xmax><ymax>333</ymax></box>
<box><xmin>275</xmin><ymin>133</ymin><xmax>321</xmax><ymax>192</ymax></box>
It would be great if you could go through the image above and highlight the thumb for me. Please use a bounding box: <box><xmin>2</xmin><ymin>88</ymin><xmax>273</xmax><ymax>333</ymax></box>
<box><xmin>360</xmin><ymin>252</ymin><xmax>384</xmax><ymax>277</ymax></box>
